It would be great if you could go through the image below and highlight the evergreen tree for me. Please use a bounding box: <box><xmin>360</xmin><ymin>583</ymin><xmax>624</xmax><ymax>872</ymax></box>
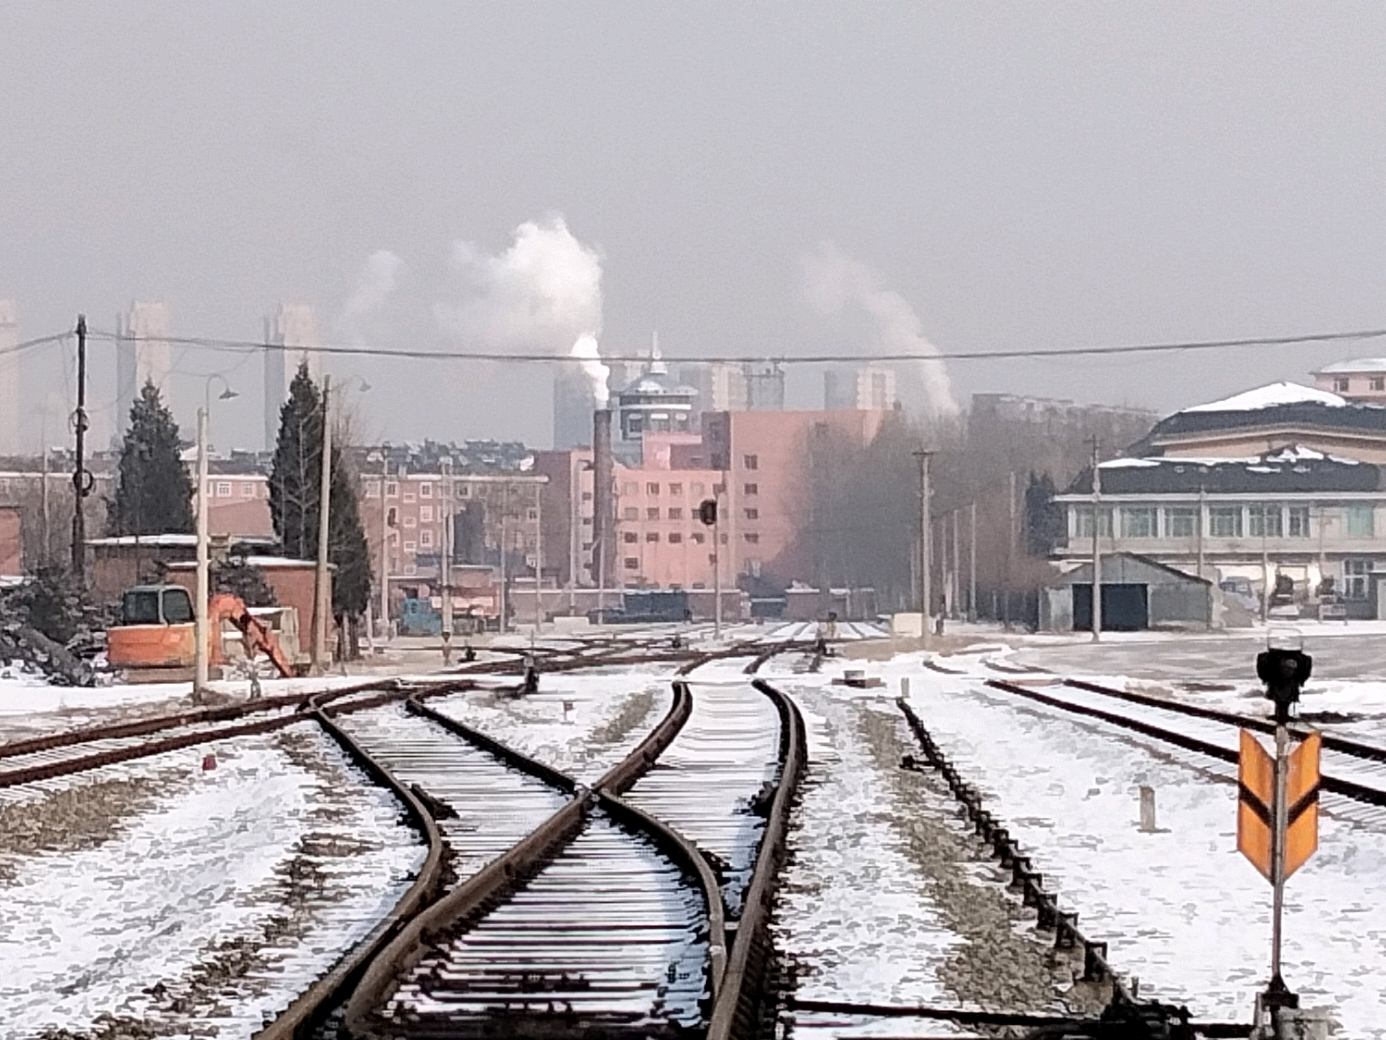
<box><xmin>1024</xmin><ymin>472</ymin><xmax>1065</xmax><ymax>557</ymax></box>
<box><xmin>109</xmin><ymin>380</ymin><xmax>194</xmax><ymax>536</ymax></box>
<box><xmin>269</xmin><ymin>364</ymin><xmax>373</xmax><ymax>651</ymax></box>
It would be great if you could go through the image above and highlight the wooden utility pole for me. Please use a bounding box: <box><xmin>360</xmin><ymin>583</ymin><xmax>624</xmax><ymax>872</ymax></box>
<box><xmin>969</xmin><ymin>500</ymin><xmax>977</xmax><ymax>622</ymax></box>
<box><xmin>70</xmin><ymin>316</ymin><xmax>89</xmax><ymax>581</ymax></box>
<box><xmin>913</xmin><ymin>450</ymin><xmax>934</xmax><ymax>619</ymax></box>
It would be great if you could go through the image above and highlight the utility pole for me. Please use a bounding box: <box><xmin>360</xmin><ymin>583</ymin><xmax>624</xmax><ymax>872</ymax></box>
<box><xmin>500</xmin><ymin>481</ymin><xmax>510</xmax><ymax>633</ymax></box>
<box><xmin>194</xmin><ymin>406</ymin><xmax>210</xmax><ymax>692</ymax></box>
<box><xmin>968</xmin><ymin>500</ymin><xmax>977</xmax><ymax>622</ymax></box>
<box><xmin>534</xmin><ymin>481</ymin><xmax>543</xmax><ymax>630</ymax></box>
<box><xmin>40</xmin><ymin>428</ymin><xmax>50</xmax><ymax>566</ymax></box>
<box><xmin>913</xmin><ymin>450</ymin><xmax>934</xmax><ymax>620</ymax></box>
<box><xmin>379</xmin><ymin>448</ymin><xmax>391</xmax><ymax>640</ymax></box>
<box><xmin>312</xmin><ymin>376</ymin><xmax>332</xmax><ymax>672</ymax></box>
<box><xmin>440</xmin><ymin>457</ymin><xmax>453</xmax><ymax>662</ymax></box>
<box><xmin>70</xmin><ymin>315</ymin><xmax>89</xmax><ymax>581</ymax></box>
<box><xmin>1090</xmin><ymin>436</ymin><xmax>1102</xmax><ymax>641</ymax></box>
<box><xmin>951</xmin><ymin>509</ymin><xmax>960</xmax><ymax>619</ymax></box>
<box><xmin>714</xmin><ymin>475</ymin><xmax>724</xmax><ymax>639</ymax></box>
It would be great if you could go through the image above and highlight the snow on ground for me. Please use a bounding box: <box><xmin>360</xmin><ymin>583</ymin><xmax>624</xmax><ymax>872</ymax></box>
<box><xmin>428</xmin><ymin>664</ymin><xmax>677</xmax><ymax>783</ymax></box>
<box><xmin>816</xmin><ymin>649</ymin><xmax>1386</xmax><ymax>1036</ymax></box>
<box><xmin>0</xmin><ymin>726</ymin><xmax>422</xmax><ymax>1038</ymax></box>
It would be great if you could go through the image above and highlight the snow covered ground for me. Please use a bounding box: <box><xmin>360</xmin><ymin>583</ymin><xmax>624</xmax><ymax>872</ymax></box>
<box><xmin>797</xmin><ymin>649</ymin><xmax>1386</xmax><ymax>1036</ymax></box>
<box><xmin>0</xmin><ymin>725</ymin><xmax>422</xmax><ymax>1038</ymax></box>
<box><xmin>427</xmin><ymin>664</ymin><xmax>677</xmax><ymax>783</ymax></box>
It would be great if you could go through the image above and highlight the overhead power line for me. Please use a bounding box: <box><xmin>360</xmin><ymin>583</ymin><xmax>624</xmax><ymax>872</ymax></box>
<box><xmin>51</xmin><ymin>323</ymin><xmax>1386</xmax><ymax>367</ymax></box>
<box><xmin>0</xmin><ymin>331</ymin><xmax>72</xmax><ymax>357</ymax></box>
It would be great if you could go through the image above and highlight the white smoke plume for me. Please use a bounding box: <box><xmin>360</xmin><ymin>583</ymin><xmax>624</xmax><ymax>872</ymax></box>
<box><xmin>803</xmin><ymin>241</ymin><xmax>959</xmax><ymax>415</ymax></box>
<box><xmin>435</xmin><ymin>215</ymin><xmax>607</xmax><ymax>404</ymax></box>
<box><xmin>340</xmin><ymin>249</ymin><xmax>403</xmax><ymax>342</ymax></box>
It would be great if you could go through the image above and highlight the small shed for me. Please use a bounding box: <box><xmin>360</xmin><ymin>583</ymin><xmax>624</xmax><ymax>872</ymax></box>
<box><xmin>1042</xmin><ymin>552</ymin><xmax>1211</xmax><ymax>632</ymax></box>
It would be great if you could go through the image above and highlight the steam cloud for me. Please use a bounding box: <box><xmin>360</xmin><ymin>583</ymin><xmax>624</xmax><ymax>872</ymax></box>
<box><xmin>803</xmin><ymin>242</ymin><xmax>959</xmax><ymax>415</ymax></box>
<box><xmin>435</xmin><ymin>215</ymin><xmax>607</xmax><ymax>405</ymax></box>
<box><xmin>341</xmin><ymin>249</ymin><xmax>403</xmax><ymax>341</ymax></box>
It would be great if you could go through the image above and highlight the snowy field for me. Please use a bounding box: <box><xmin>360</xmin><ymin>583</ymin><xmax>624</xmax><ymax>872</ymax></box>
<box><xmin>792</xmin><ymin>648</ymin><xmax>1386</xmax><ymax>1037</ymax></box>
<box><xmin>0</xmin><ymin>725</ymin><xmax>422</xmax><ymax>1039</ymax></box>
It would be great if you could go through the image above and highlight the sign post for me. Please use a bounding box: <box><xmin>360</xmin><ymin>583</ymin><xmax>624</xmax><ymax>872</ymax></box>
<box><xmin>1238</xmin><ymin>648</ymin><xmax>1320</xmax><ymax>1033</ymax></box>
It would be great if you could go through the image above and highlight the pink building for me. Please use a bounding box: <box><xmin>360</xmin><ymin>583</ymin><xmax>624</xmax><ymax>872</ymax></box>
<box><xmin>611</xmin><ymin>409</ymin><xmax>887</xmax><ymax>591</ymax></box>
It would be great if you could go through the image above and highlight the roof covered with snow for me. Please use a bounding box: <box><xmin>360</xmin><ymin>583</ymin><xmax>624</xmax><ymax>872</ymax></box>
<box><xmin>1181</xmin><ymin>382</ymin><xmax>1347</xmax><ymax>413</ymax></box>
<box><xmin>1064</xmin><ymin>444</ymin><xmax>1381</xmax><ymax>496</ymax></box>
<box><xmin>1315</xmin><ymin>357</ymin><xmax>1386</xmax><ymax>374</ymax></box>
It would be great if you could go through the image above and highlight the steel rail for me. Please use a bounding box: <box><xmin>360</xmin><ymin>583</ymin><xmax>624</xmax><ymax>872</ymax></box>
<box><xmin>340</xmin><ymin>678</ymin><xmax>703</xmax><ymax>1039</ymax></box>
<box><xmin>1063</xmin><ymin>677</ymin><xmax>1386</xmax><ymax>765</ymax></box>
<box><xmin>706</xmin><ymin>677</ymin><xmax>808</xmax><ymax>1040</ymax></box>
<box><xmin>986</xmin><ymin>679</ymin><xmax>1386</xmax><ymax>808</ymax></box>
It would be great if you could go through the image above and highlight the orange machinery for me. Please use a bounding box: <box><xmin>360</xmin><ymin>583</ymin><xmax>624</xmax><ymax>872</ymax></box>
<box><xmin>107</xmin><ymin>584</ymin><xmax>294</xmax><ymax>680</ymax></box>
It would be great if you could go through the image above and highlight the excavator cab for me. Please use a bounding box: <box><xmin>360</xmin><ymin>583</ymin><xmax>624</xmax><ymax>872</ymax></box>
<box><xmin>108</xmin><ymin>584</ymin><xmax>198</xmax><ymax>674</ymax></box>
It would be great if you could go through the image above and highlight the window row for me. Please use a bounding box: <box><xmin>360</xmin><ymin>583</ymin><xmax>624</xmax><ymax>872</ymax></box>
<box><xmin>619</xmin><ymin>481</ymin><xmax>710</xmax><ymax>498</ymax></box>
<box><xmin>204</xmin><ymin>481</ymin><xmax>261</xmax><ymax>499</ymax></box>
<box><xmin>372</xmin><ymin>479</ymin><xmax>537</xmax><ymax>501</ymax></box>
<box><xmin>1073</xmin><ymin>503</ymin><xmax>1374</xmax><ymax>539</ymax></box>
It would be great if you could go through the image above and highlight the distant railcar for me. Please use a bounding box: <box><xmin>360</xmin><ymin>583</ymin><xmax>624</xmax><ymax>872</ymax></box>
<box><xmin>595</xmin><ymin>589</ymin><xmax>691</xmax><ymax>624</ymax></box>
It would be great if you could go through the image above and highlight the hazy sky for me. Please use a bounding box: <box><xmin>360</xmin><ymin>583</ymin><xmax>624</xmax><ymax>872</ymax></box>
<box><xmin>5</xmin><ymin>3</ymin><xmax>1386</xmax><ymax>450</ymax></box>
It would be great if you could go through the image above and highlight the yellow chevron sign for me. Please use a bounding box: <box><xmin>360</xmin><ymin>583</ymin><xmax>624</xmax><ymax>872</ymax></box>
<box><xmin>1237</xmin><ymin>729</ymin><xmax>1321</xmax><ymax>881</ymax></box>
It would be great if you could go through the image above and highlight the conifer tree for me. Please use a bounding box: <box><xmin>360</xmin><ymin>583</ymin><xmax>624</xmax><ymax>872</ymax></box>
<box><xmin>269</xmin><ymin>363</ymin><xmax>373</xmax><ymax>651</ymax></box>
<box><xmin>109</xmin><ymin>380</ymin><xmax>194</xmax><ymax>536</ymax></box>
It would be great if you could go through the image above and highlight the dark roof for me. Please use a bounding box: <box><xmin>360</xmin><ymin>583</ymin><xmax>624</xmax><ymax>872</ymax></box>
<box><xmin>1052</xmin><ymin>551</ymin><xmax>1211</xmax><ymax>587</ymax></box>
<box><xmin>1138</xmin><ymin>399</ymin><xmax>1386</xmax><ymax>451</ymax></box>
<box><xmin>1064</xmin><ymin>446</ymin><xmax>1382</xmax><ymax>495</ymax></box>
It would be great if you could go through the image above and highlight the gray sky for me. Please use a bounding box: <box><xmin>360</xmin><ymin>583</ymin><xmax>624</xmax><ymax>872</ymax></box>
<box><xmin>5</xmin><ymin>3</ymin><xmax>1386</xmax><ymax>450</ymax></box>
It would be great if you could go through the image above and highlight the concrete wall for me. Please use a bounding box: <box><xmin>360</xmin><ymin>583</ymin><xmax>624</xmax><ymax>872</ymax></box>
<box><xmin>0</xmin><ymin>507</ymin><xmax>20</xmax><ymax>576</ymax></box>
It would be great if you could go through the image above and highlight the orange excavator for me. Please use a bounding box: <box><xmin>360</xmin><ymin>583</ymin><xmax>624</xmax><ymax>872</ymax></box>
<box><xmin>106</xmin><ymin>584</ymin><xmax>295</xmax><ymax>680</ymax></box>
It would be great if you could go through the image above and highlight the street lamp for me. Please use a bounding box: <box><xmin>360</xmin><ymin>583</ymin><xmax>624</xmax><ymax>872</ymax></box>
<box><xmin>194</xmin><ymin>374</ymin><xmax>239</xmax><ymax>694</ymax></box>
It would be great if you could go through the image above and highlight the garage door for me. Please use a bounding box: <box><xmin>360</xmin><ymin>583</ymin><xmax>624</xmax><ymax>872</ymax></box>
<box><xmin>1072</xmin><ymin>583</ymin><xmax>1149</xmax><ymax>631</ymax></box>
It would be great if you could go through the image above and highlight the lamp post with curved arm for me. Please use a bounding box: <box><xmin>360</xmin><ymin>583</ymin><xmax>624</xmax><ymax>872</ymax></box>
<box><xmin>194</xmin><ymin>375</ymin><xmax>239</xmax><ymax>693</ymax></box>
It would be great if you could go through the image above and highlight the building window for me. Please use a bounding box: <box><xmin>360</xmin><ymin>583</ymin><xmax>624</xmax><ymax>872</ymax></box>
<box><xmin>387</xmin><ymin>507</ymin><xmax>397</xmax><ymax>527</ymax></box>
<box><xmin>668</xmin><ymin>507</ymin><xmax>683</xmax><ymax>520</ymax></box>
<box><xmin>712</xmin><ymin>483</ymin><xmax>725</xmax><ymax>496</ymax></box>
<box><xmin>623</xmin><ymin>532</ymin><xmax>638</xmax><ymax>543</ymax></box>
<box><xmin>669</xmin><ymin>532</ymin><xmax>682</xmax><ymax>543</ymax></box>
<box><xmin>1165</xmin><ymin>507</ymin><xmax>1199</xmax><ymax>538</ymax></box>
<box><xmin>690</xmin><ymin>482</ymin><xmax>705</xmax><ymax>496</ymax></box>
<box><xmin>744</xmin><ymin>532</ymin><xmax>759</xmax><ymax>544</ymax></box>
<box><xmin>1334</xmin><ymin>377</ymin><xmax>1350</xmax><ymax>392</ymax></box>
<box><xmin>404</xmin><ymin>515</ymin><xmax>417</xmax><ymax>528</ymax></box>
<box><xmin>1345</xmin><ymin>504</ymin><xmax>1375</xmax><ymax>538</ymax></box>
<box><xmin>1120</xmin><ymin>507</ymin><xmax>1156</xmax><ymax>538</ymax></box>
<box><xmin>582</xmin><ymin>517</ymin><xmax>592</xmax><ymax>526</ymax></box>
<box><xmin>1248</xmin><ymin>504</ymin><xmax>1283</xmax><ymax>538</ymax></box>
<box><xmin>622</xmin><ymin>482</ymin><xmax>638</xmax><ymax>496</ymax></box>
<box><xmin>646</xmin><ymin>532</ymin><xmax>659</xmax><ymax>542</ymax></box>
<box><xmin>1373</xmin><ymin>376</ymin><xmax>1385</xmax><ymax>391</ymax></box>
<box><xmin>241</xmin><ymin>483</ymin><xmax>255</xmax><ymax>497</ymax></box>
<box><xmin>458</xmin><ymin>483</ymin><xmax>470</xmax><ymax>497</ymax></box>
<box><xmin>1344</xmin><ymin>558</ymin><xmax>1371</xmax><ymax>599</ymax></box>
<box><xmin>647</xmin><ymin>507</ymin><xmax>660</xmax><ymax>520</ymax></box>
<box><xmin>527</xmin><ymin>508</ymin><xmax>538</xmax><ymax>521</ymax></box>
<box><xmin>403</xmin><ymin>491</ymin><xmax>416</xmax><ymax>503</ymax></box>
<box><xmin>744</xmin><ymin>507</ymin><xmax>759</xmax><ymax>521</ymax></box>
<box><xmin>691</xmin><ymin>532</ymin><xmax>705</xmax><ymax>544</ymax></box>
<box><xmin>744</xmin><ymin>483</ymin><xmax>758</xmax><ymax>496</ymax></box>
<box><xmin>1209</xmin><ymin>506</ymin><xmax>1242</xmax><ymax>538</ymax></box>
<box><xmin>420</xmin><ymin>483</ymin><xmax>433</xmax><ymax>498</ymax></box>
<box><xmin>419</xmin><ymin>530</ymin><xmax>434</xmax><ymax>548</ymax></box>
<box><xmin>669</xmin><ymin>483</ymin><xmax>682</xmax><ymax>495</ymax></box>
<box><xmin>623</xmin><ymin>507</ymin><xmax>639</xmax><ymax>520</ymax></box>
<box><xmin>624</xmin><ymin>557</ymin><xmax>639</xmax><ymax>570</ymax></box>
<box><xmin>1073</xmin><ymin>505</ymin><xmax>1113</xmax><ymax>538</ymax></box>
<box><xmin>386</xmin><ymin>481</ymin><xmax>399</xmax><ymax>498</ymax></box>
<box><xmin>743</xmin><ymin>454</ymin><xmax>758</xmax><ymax>470</ymax></box>
<box><xmin>746</xmin><ymin>558</ymin><xmax>762</xmax><ymax>577</ymax></box>
<box><xmin>365</xmin><ymin>479</ymin><xmax>381</xmax><ymax>498</ymax></box>
<box><xmin>404</xmin><ymin>541</ymin><xmax>417</xmax><ymax>551</ymax></box>
<box><xmin>214</xmin><ymin>482</ymin><xmax>230</xmax><ymax>497</ymax></box>
<box><xmin>1288</xmin><ymin>506</ymin><xmax>1310</xmax><ymax>538</ymax></box>
<box><xmin>646</xmin><ymin>482</ymin><xmax>660</xmax><ymax>495</ymax></box>
<box><xmin>420</xmin><ymin>505</ymin><xmax>433</xmax><ymax>522</ymax></box>
<box><xmin>581</xmin><ymin>491</ymin><xmax>592</xmax><ymax>501</ymax></box>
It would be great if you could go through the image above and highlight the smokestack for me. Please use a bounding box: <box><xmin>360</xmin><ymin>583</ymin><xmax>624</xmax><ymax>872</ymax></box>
<box><xmin>591</xmin><ymin>409</ymin><xmax>615</xmax><ymax>591</ymax></box>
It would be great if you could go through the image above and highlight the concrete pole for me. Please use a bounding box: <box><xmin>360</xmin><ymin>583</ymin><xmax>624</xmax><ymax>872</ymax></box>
<box><xmin>441</xmin><ymin>460</ymin><xmax>453</xmax><ymax>655</ymax></box>
<box><xmin>1091</xmin><ymin>437</ymin><xmax>1102</xmax><ymax>642</ymax></box>
<box><xmin>379</xmin><ymin>450</ymin><xmax>390</xmax><ymax>639</ymax></box>
<box><xmin>969</xmin><ymin>500</ymin><xmax>977</xmax><ymax>622</ymax></box>
<box><xmin>534</xmin><ymin>481</ymin><xmax>543</xmax><ymax>630</ymax></box>
<box><xmin>914</xmin><ymin>450</ymin><xmax>934</xmax><ymax>619</ymax></box>
<box><xmin>714</xmin><ymin>476</ymin><xmax>723</xmax><ymax>639</ymax></box>
<box><xmin>499</xmin><ymin>482</ymin><xmax>509</xmax><ymax>633</ymax></box>
<box><xmin>312</xmin><ymin>376</ymin><xmax>332</xmax><ymax>671</ymax></box>
<box><xmin>194</xmin><ymin>406</ymin><xmax>210</xmax><ymax>692</ymax></box>
<box><xmin>951</xmin><ymin>509</ymin><xmax>960</xmax><ymax>618</ymax></box>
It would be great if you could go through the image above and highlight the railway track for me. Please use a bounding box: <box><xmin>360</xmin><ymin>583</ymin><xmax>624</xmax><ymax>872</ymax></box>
<box><xmin>983</xmin><ymin>676</ymin><xmax>1386</xmax><ymax>824</ymax></box>
<box><xmin>246</xmin><ymin>645</ymin><xmax>808</xmax><ymax>1040</ymax></box>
